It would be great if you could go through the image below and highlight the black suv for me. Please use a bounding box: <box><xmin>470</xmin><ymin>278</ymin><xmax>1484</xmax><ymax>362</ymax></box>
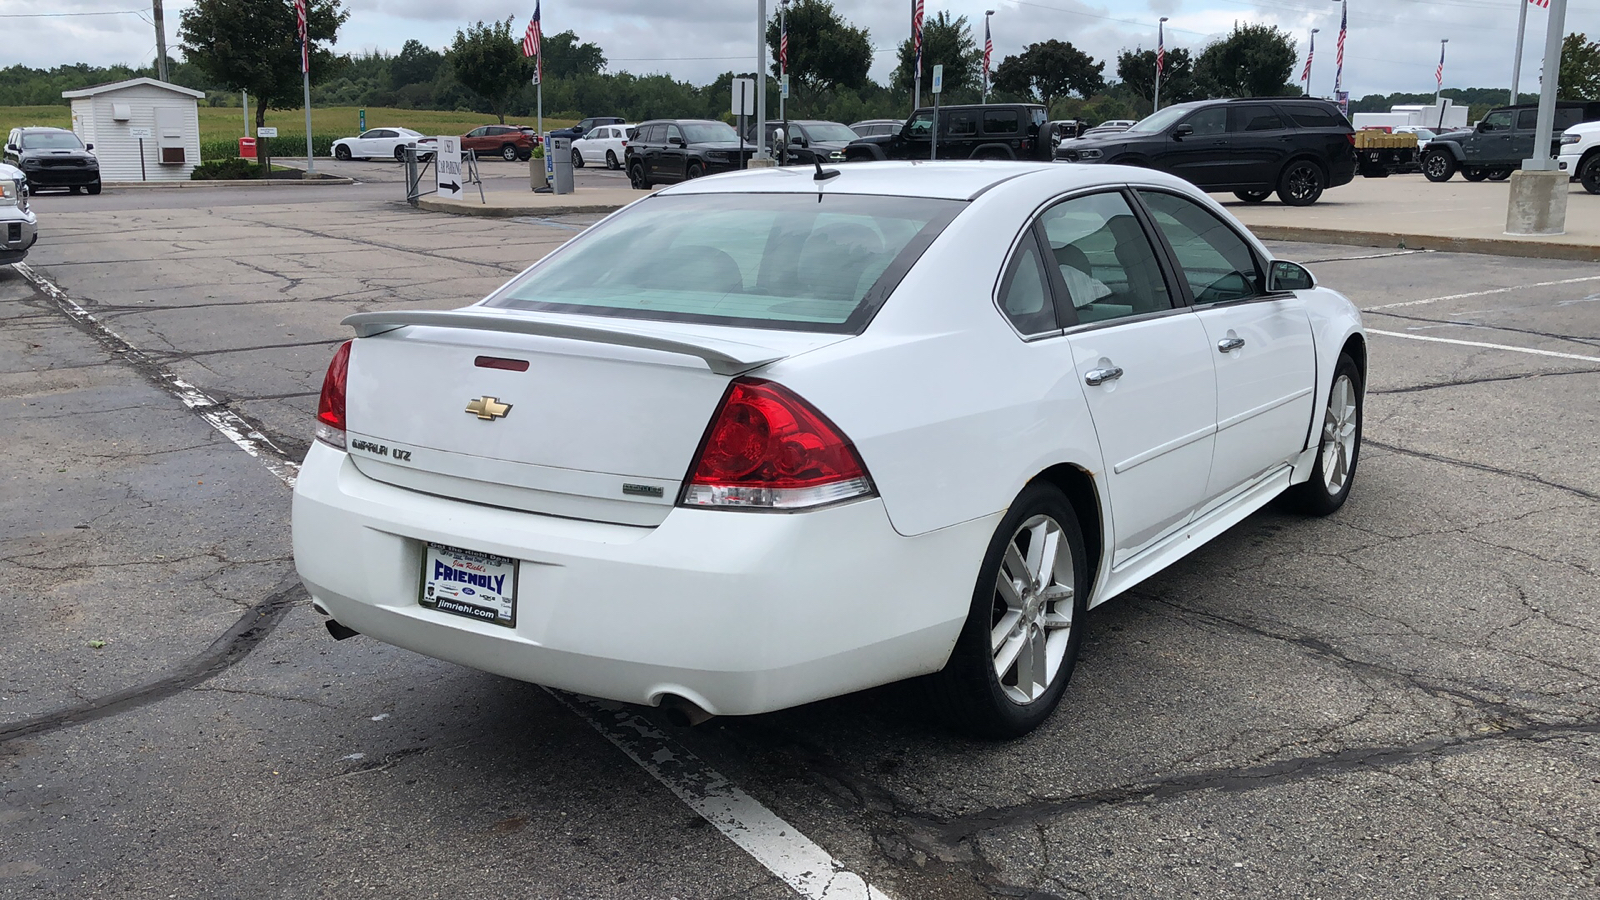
<box><xmin>1056</xmin><ymin>98</ymin><xmax>1356</xmax><ymax>206</ymax></box>
<box><xmin>549</xmin><ymin>116</ymin><xmax>627</xmax><ymax>142</ymax></box>
<box><xmin>745</xmin><ymin>120</ymin><xmax>858</xmax><ymax>165</ymax></box>
<box><xmin>5</xmin><ymin>127</ymin><xmax>101</xmax><ymax>195</ymax></box>
<box><xmin>843</xmin><ymin>103</ymin><xmax>1052</xmax><ymax>162</ymax></box>
<box><xmin>1421</xmin><ymin>101</ymin><xmax>1600</xmax><ymax>182</ymax></box>
<box><xmin>626</xmin><ymin>119</ymin><xmax>754</xmax><ymax>188</ymax></box>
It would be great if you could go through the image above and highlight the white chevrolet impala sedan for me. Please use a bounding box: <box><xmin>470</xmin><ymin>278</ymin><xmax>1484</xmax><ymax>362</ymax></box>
<box><xmin>293</xmin><ymin>161</ymin><xmax>1365</xmax><ymax>737</ymax></box>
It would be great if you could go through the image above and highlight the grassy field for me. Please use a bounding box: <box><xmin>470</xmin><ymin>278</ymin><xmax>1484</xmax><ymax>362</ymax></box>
<box><xmin>1</xmin><ymin>106</ymin><xmax>575</xmax><ymax>143</ymax></box>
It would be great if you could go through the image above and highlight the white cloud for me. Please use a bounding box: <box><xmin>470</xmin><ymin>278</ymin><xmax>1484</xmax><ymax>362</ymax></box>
<box><xmin>3</xmin><ymin>0</ymin><xmax>1587</xmax><ymax>99</ymax></box>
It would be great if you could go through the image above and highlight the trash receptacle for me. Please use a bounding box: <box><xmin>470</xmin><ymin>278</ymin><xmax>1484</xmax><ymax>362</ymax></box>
<box><xmin>238</xmin><ymin>137</ymin><xmax>257</xmax><ymax>160</ymax></box>
<box><xmin>549</xmin><ymin>136</ymin><xmax>574</xmax><ymax>195</ymax></box>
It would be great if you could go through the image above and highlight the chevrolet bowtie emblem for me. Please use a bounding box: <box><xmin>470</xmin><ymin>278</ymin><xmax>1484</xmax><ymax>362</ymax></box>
<box><xmin>465</xmin><ymin>396</ymin><xmax>512</xmax><ymax>421</ymax></box>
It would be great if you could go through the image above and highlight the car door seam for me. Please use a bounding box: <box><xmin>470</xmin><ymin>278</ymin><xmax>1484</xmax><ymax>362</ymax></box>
<box><xmin>1112</xmin><ymin>422</ymin><xmax>1218</xmax><ymax>474</ymax></box>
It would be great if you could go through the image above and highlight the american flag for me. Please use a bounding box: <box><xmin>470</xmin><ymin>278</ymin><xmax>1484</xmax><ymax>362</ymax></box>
<box><xmin>522</xmin><ymin>2</ymin><xmax>542</xmax><ymax>82</ymax></box>
<box><xmin>1436</xmin><ymin>42</ymin><xmax>1446</xmax><ymax>89</ymax></box>
<box><xmin>1531</xmin><ymin>0</ymin><xmax>1550</xmax><ymax>8</ymax></box>
<box><xmin>983</xmin><ymin>18</ymin><xmax>992</xmax><ymax>86</ymax></box>
<box><xmin>913</xmin><ymin>0</ymin><xmax>924</xmax><ymax>78</ymax></box>
<box><xmin>780</xmin><ymin>5</ymin><xmax>789</xmax><ymax>71</ymax></box>
<box><xmin>1301</xmin><ymin>32</ymin><xmax>1314</xmax><ymax>83</ymax></box>
<box><xmin>1156</xmin><ymin>26</ymin><xmax>1164</xmax><ymax>77</ymax></box>
<box><xmin>1334</xmin><ymin>0</ymin><xmax>1346</xmax><ymax>92</ymax></box>
<box><xmin>295</xmin><ymin>0</ymin><xmax>308</xmax><ymax>74</ymax></box>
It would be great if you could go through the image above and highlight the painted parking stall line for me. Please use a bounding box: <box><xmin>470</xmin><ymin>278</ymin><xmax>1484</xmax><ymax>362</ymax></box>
<box><xmin>1367</xmin><ymin>328</ymin><xmax>1600</xmax><ymax>363</ymax></box>
<box><xmin>553</xmin><ymin>692</ymin><xmax>899</xmax><ymax>900</ymax></box>
<box><xmin>16</xmin><ymin>263</ymin><xmax>300</xmax><ymax>487</ymax></box>
<box><xmin>1365</xmin><ymin>273</ymin><xmax>1600</xmax><ymax>311</ymax></box>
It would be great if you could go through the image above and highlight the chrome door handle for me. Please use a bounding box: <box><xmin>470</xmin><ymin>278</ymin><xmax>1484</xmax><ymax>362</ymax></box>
<box><xmin>1217</xmin><ymin>337</ymin><xmax>1246</xmax><ymax>353</ymax></box>
<box><xmin>1085</xmin><ymin>366</ymin><xmax>1123</xmax><ymax>386</ymax></box>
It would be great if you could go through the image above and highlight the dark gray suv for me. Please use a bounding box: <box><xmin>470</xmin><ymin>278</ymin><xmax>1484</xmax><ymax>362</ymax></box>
<box><xmin>4</xmin><ymin>127</ymin><xmax>101</xmax><ymax>195</ymax></box>
<box><xmin>1421</xmin><ymin>102</ymin><xmax>1600</xmax><ymax>182</ymax></box>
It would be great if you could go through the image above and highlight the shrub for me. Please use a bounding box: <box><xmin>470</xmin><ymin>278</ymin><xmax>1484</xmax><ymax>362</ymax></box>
<box><xmin>190</xmin><ymin>157</ymin><xmax>261</xmax><ymax>180</ymax></box>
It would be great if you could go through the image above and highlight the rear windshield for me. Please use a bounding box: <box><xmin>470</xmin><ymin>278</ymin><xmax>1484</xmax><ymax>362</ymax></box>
<box><xmin>487</xmin><ymin>192</ymin><xmax>964</xmax><ymax>333</ymax></box>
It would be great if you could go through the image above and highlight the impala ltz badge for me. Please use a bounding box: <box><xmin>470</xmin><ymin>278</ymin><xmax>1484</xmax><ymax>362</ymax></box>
<box><xmin>465</xmin><ymin>396</ymin><xmax>512</xmax><ymax>421</ymax></box>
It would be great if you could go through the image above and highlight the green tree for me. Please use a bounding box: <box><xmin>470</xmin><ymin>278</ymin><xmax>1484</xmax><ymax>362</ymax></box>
<box><xmin>991</xmin><ymin>40</ymin><xmax>1105</xmax><ymax>109</ymax></box>
<box><xmin>450</xmin><ymin>19</ymin><xmax>526</xmax><ymax>124</ymax></box>
<box><xmin>178</xmin><ymin>0</ymin><xmax>349</xmax><ymax>128</ymax></box>
<box><xmin>893</xmin><ymin>11</ymin><xmax>981</xmax><ymax>98</ymax></box>
<box><xmin>542</xmin><ymin>31</ymin><xmax>607</xmax><ymax>81</ymax></box>
<box><xmin>1193</xmin><ymin>24</ymin><xmax>1298</xmax><ymax>99</ymax></box>
<box><xmin>764</xmin><ymin>0</ymin><xmax>873</xmax><ymax>101</ymax></box>
<box><xmin>391</xmin><ymin>39</ymin><xmax>443</xmax><ymax>88</ymax></box>
<box><xmin>1560</xmin><ymin>33</ymin><xmax>1600</xmax><ymax>100</ymax></box>
<box><xmin>1116</xmin><ymin>46</ymin><xmax>1196</xmax><ymax>112</ymax></box>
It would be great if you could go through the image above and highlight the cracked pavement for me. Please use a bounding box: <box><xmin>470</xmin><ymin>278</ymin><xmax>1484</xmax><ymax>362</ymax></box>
<box><xmin>2</xmin><ymin>192</ymin><xmax>1597</xmax><ymax>898</ymax></box>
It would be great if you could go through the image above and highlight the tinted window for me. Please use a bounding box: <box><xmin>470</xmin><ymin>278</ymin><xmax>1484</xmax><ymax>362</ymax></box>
<box><xmin>983</xmin><ymin>109</ymin><xmax>1020</xmax><ymax>134</ymax></box>
<box><xmin>1183</xmin><ymin>107</ymin><xmax>1227</xmax><ymax>136</ymax></box>
<box><xmin>1283</xmin><ymin>105</ymin><xmax>1341</xmax><ymax>129</ymax></box>
<box><xmin>1555</xmin><ymin>108</ymin><xmax>1584</xmax><ymax>130</ymax></box>
<box><xmin>1480</xmin><ymin>111</ymin><xmax>1513</xmax><ymax>133</ymax></box>
<box><xmin>947</xmin><ymin>111</ymin><xmax>978</xmax><ymax>137</ymax></box>
<box><xmin>643</xmin><ymin>125</ymin><xmax>665</xmax><ymax>143</ymax></box>
<box><xmin>1230</xmin><ymin>105</ymin><xmax>1284</xmax><ymax>133</ymax></box>
<box><xmin>1040</xmin><ymin>192</ymin><xmax>1172</xmax><ymax>324</ymax></box>
<box><xmin>1517</xmin><ymin>109</ymin><xmax>1539</xmax><ymax>130</ymax></box>
<box><xmin>1140</xmin><ymin>191</ymin><xmax>1264</xmax><ymax>305</ymax></box>
<box><xmin>998</xmin><ymin>235</ymin><xmax>1056</xmax><ymax>335</ymax></box>
<box><xmin>489</xmin><ymin>193</ymin><xmax>962</xmax><ymax>334</ymax></box>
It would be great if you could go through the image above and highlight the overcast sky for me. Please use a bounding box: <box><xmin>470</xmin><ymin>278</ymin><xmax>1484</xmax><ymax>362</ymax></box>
<box><xmin>5</xmin><ymin>1</ymin><xmax>1597</xmax><ymax>99</ymax></box>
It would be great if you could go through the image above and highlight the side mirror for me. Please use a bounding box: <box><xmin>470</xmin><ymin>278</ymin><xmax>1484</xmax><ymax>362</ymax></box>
<box><xmin>85</xmin><ymin>143</ymin><xmax>94</xmax><ymax>151</ymax></box>
<box><xmin>1269</xmin><ymin>260</ymin><xmax>1315</xmax><ymax>292</ymax></box>
<box><xmin>1172</xmin><ymin>123</ymin><xmax>1194</xmax><ymax>139</ymax></box>
<box><xmin>669</xmin><ymin>136</ymin><xmax>686</xmax><ymax>147</ymax></box>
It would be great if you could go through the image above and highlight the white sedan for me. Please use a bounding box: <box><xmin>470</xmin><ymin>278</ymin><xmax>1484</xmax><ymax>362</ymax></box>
<box><xmin>332</xmin><ymin>127</ymin><xmax>435</xmax><ymax>162</ymax></box>
<box><xmin>570</xmin><ymin>123</ymin><xmax>632</xmax><ymax>170</ymax></box>
<box><xmin>293</xmin><ymin>161</ymin><xmax>1366</xmax><ymax>738</ymax></box>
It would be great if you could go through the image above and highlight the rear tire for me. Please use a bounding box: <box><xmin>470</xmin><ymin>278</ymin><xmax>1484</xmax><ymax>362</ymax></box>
<box><xmin>1463</xmin><ymin>168</ymin><xmax>1488</xmax><ymax>182</ymax></box>
<box><xmin>1422</xmin><ymin>150</ymin><xmax>1456</xmax><ymax>182</ymax></box>
<box><xmin>1281</xmin><ymin>353</ymin><xmax>1363</xmax><ymax>516</ymax></box>
<box><xmin>605</xmin><ymin>150</ymin><xmax>619</xmax><ymax>170</ymax></box>
<box><xmin>1486</xmin><ymin>168</ymin><xmax>1512</xmax><ymax>182</ymax></box>
<box><xmin>1277</xmin><ymin>160</ymin><xmax>1326</xmax><ymax>206</ymax></box>
<box><xmin>926</xmin><ymin>483</ymin><xmax>1089</xmax><ymax>739</ymax></box>
<box><xmin>1234</xmin><ymin>190</ymin><xmax>1272</xmax><ymax>204</ymax></box>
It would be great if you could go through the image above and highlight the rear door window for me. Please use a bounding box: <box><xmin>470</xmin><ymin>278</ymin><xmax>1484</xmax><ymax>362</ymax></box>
<box><xmin>1517</xmin><ymin>109</ymin><xmax>1539</xmax><ymax>130</ymax></box>
<box><xmin>1555</xmin><ymin>108</ymin><xmax>1583</xmax><ymax>131</ymax></box>
<box><xmin>488</xmin><ymin>193</ymin><xmax>964</xmax><ymax>334</ymax></box>
<box><xmin>946</xmin><ymin>111</ymin><xmax>978</xmax><ymax>137</ymax></box>
<box><xmin>983</xmin><ymin>109</ymin><xmax>1020</xmax><ymax>135</ymax></box>
<box><xmin>1039</xmin><ymin>191</ymin><xmax>1174</xmax><ymax>325</ymax></box>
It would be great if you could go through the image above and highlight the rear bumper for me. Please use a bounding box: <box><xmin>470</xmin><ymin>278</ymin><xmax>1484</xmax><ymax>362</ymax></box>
<box><xmin>292</xmin><ymin>443</ymin><xmax>993</xmax><ymax>715</ymax></box>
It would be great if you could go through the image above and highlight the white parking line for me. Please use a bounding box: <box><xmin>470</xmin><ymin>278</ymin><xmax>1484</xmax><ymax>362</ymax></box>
<box><xmin>554</xmin><ymin>693</ymin><xmax>898</xmax><ymax>900</ymax></box>
<box><xmin>16</xmin><ymin>263</ymin><xmax>300</xmax><ymax>487</ymax></box>
<box><xmin>19</xmin><ymin>260</ymin><xmax>894</xmax><ymax>900</ymax></box>
<box><xmin>1367</xmin><ymin>328</ymin><xmax>1600</xmax><ymax>363</ymax></box>
<box><xmin>1365</xmin><ymin>274</ymin><xmax>1600</xmax><ymax>311</ymax></box>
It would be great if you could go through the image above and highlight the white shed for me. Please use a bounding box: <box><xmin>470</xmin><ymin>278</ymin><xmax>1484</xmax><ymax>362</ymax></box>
<box><xmin>62</xmin><ymin>78</ymin><xmax>204</xmax><ymax>183</ymax></box>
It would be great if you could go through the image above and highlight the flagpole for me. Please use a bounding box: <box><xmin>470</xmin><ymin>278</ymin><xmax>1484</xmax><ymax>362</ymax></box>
<box><xmin>1334</xmin><ymin>0</ymin><xmax>1346</xmax><ymax>98</ymax></box>
<box><xmin>779</xmin><ymin>0</ymin><xmax>786</xmax><ymax>124</ymax></box>
<box><xmin>1511</xmin><ymin>0</ymin><xmax>1530</xmax><ymax>106</ymax></box>
<box><xmin>303</xmin><ymin>69</ymin><xmax>314</xmax><ymax>176</ymax></box>
<box><xmin>299</xmin><ymin>2</ymin><xmax>314</xmax><ymax>176</ymax></box>
<box><xmin>1154</xmin><ymin>18</ymin><xmax>1166</xmax><ymax>113</ymax></box>
<box><xmin>912</xmin><ymin>0</ymin><xmax>921</xmax><ymax>111</ymax></box>
<box><xmin>1303</xmin><ymin>29</ymin><xmax>1318</xmax><ymax>97</ymax></box>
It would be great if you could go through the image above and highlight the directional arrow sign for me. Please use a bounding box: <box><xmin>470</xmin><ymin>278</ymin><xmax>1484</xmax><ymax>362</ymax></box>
<box><xmin>435</xmin><ymin>136</ymin><xmax>463</xmax><ymax>200</ymax></box>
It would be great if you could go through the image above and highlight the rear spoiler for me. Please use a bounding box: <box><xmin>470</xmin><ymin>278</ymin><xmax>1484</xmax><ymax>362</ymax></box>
<box><xmin>341</xmin><ymin>310</ymin><xmax>784</xmax><ymax>376</ymax></box>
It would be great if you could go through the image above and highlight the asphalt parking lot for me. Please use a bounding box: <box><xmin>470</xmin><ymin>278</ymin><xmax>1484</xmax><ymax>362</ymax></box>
<box><xmin>3</xmin><ymin>187</ymin><xmax>1598</xmax><ymax>899</ymax></box>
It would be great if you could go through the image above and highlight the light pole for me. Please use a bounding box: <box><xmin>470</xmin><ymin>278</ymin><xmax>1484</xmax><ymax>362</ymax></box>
<box><xmin>1511</xmin><ymin>0</ymin><xmax>1530</xmax><ymax>106</ymax></box>
<box><xmin>983</xmin><ymin>10</ymin><xmax>994</xmax><ymax>102</ymax></box>
<box><xmin>1303</xmin><ymin>28</ymin><xmax>1320</xmax><ymax>98</ymax></box>
<box><xmin>1153</xmin><ymin>17</ymin><xmax>1168</xmax><ymax>113</ymax></box>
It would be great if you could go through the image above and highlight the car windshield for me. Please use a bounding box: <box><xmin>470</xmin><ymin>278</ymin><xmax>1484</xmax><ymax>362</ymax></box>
<box><xmin>1412</xmin><ymin>129</ymin><xmax>1437</xmax><ymax>139</ymax></box>
<box><xmin>1124</xmin><ymin>107</ymin><xmax>1189</xmax><ymax>134</ymax></box>
<box><xmin>681</xmin><ymin>122</ymin><xmax>738</xmax><ymax>143</ymax></box>
<box><xmin>802</xmin><ymin>123</ymin><xmax>860</xmax><ymax>142</ymax></box>
<box><xmin>22</xmin><ymin>132</ymin><xmax>83</xmax><ymax>150</ymax></box>
<box><xmin>486</xmin><ymin>193</ymin><xmax>964</xmax><ymax>333</ymax></box>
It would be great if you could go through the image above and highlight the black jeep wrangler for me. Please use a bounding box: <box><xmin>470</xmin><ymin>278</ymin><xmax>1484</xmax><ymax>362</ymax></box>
<box><xmin>1421</xmin><ymin>101</ymin><xmax>1600</xmax><ymax>182</ymax></box>
<box><xmin>843</xmin><ymin>103</ymin><xmax>1051</xmax><ymax>162</ymax></box>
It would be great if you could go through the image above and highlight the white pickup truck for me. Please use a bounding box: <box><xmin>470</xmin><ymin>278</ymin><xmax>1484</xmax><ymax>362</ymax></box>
<box><xmin>1558</xmin><ymin>121</ymin><xmax>1600</xmax><ymax>193</ymax></box>
<box><xmin>1</xmin><ymin>162</ymin><xmax>39</xmax><ymax>265</ymax></box>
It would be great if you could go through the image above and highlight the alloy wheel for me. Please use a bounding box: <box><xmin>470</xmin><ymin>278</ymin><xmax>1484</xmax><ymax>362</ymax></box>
<box><xmin>1284</xmin><ymin>164</ymin><xmax>1320</xmax><ymax>203</ymax></box>
<box><xmin>990</xmin><ymin>515</ymin><xmax>1076</xmax><ymax>705</ymax></box>
<box><xmin>1321</xmin><ymin>374</ymin><xmax>1359</xmax><ymax>495</ymax></box>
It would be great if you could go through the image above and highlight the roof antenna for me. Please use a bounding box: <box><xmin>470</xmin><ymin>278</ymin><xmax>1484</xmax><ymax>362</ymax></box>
<box><xmin>813</xmin><ymin>156</ymin><xmax>839</xmax><ymax>182</ymax></box>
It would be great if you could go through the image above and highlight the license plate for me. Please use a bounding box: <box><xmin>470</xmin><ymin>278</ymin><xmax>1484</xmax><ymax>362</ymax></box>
<box><xmin>420</xmin><ymin>543</ymin><xmax>518</xmax><ymax>628</ymax></box>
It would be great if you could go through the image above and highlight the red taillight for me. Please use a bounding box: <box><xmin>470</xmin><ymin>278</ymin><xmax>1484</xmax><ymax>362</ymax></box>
<box><xmin>1346</xmin><ymin>133</ymin><xmax>1357</xmax><ymax>146</ymax></box>
<box><xmin>315</xmin><ymin>340</ymin><xmax>352</xmax><ymax>449</ymax></box>
<box><xmin>681</xmin><ymin>379</ymin><xmax>873</xmax><ymax>510</ymax></box>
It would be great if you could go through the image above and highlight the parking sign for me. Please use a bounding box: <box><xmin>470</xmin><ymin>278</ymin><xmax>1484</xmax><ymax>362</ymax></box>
<box><xmin>932</xmin><ymin>65</ymin><xmax>944</xmax><ymax>95</ymax></box>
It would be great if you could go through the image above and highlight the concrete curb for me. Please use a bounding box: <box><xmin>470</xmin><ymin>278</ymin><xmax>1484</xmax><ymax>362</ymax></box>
<box><xmin>105</xmin><ymin>177</ymin><xmax>357</xmax><ymax>190</ymax></box>
<box><xmin>1250</xmin><ymin>224</ymin><xmax>1600</xmax><ymax>262</ymax></box>
<box><xmin>417</xmin><ymin>196</ymin><xmax>635</xmax><ymax>218</ymax></box>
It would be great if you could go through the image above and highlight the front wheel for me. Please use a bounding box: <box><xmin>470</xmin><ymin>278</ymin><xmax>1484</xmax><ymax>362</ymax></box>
<box><xmin>1277</xmin><ymin>160</ymin><xmax>1326</xmax><ymax>206</ymax></box>
<box><xmin>1422</xmin><ymin>150</ymin><xmax>1457</xmax><ymax>182</ymax></box>
<box><xmin>1282</xmin><ymin>353</ymin><xmax>1363</xmax><ymax>516</ymax></box>
<box><xmin>571</xmin><ymin>148</ymin><xmax>585</xmax><ymax>168</ymax></box>
<box><xmin>86</xmin><ymin>181</ymin><xmax>101</xmax><ymax>195</ymax></box>
<box><xmin>1581</xmin><ymin>156</ymin><xmax>1600</xmax><ymax>194</ymax></box>
<box><xmin>1234</xmin><ymin>190</ymin><xmax>1272</xmax><ymax>204</ymax></box>
<box><xmin>926</xmin><ymin>483</ymin><xmax>1089</xmax><ymax>739</ymax></box>
<box><xmin>605</xmin><ymin>150</ymin><xmax>619</xmax><ymax>170</ymax></box>
<box><xmin>628</xmin><ymin>162</ymin><xmax>652</xmax><ymax>190</ymax></box>
<box><xmin>334</xmin><ymin>144</ymin><xmax>352</xmax><ymax>161</ymax></box>
<box><xmin>393</xmin><ymin>146</ymin><xmax>408</xmax><ymax>162</ymax></box>
<box><xmin>685</xmin><ymin>162</ymin><xmax>704</xmax><ymax>179</ymax></box>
